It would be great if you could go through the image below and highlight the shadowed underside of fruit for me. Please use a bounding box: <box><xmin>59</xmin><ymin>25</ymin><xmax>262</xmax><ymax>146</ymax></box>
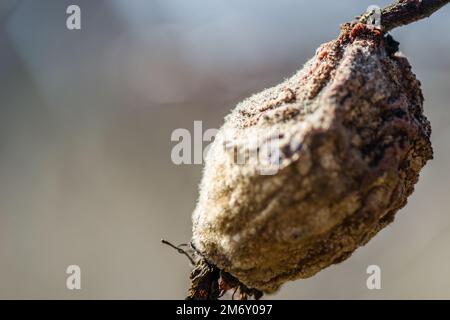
<box><xmin>182</xmin><ymin>0</ymin><xmax>449</xmax><ymax>299</ymax></box>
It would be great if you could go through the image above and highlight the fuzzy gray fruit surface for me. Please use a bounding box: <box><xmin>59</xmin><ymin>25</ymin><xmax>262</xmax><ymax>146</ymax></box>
<box><xmin>191</xmin><ymin>23</ymin><xmax>433</xmax><ymax>293</ymax></box>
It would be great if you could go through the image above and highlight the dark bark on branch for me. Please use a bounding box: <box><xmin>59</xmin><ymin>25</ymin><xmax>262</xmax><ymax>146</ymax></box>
<box><xmin>359</xmin><ymin>0</ymin><xmax>450</xmax><ymax>32</ymax></box>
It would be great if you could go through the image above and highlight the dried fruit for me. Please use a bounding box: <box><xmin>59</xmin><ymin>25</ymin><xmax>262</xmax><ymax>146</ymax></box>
<box><xmin>180</xmin><ymin>0</ymin><xmax>448</xmax><ymax>299</ymax></box>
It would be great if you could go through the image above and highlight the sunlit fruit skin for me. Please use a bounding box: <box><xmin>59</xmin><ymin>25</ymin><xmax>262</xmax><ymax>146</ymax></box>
<box><xmin>191</xmin><ymin>23</ymin><xmax>433</xmax><ymax>293</ymax></box>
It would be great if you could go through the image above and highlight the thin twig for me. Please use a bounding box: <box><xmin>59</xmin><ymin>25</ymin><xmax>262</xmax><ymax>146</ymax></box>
<box><xmin>359</xmin><ymin>0</ymin><xmax>450</xmax><ymax>32</ymax></box>
<box><xmin>161</xmin><ymin>239</ymin><xmax>195</xmax><ymax>265</ymax></box>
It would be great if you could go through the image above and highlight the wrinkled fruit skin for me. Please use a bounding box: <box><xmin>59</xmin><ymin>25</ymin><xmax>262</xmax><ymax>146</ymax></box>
<box><xmin>191</xmin><ymin>23</ymin><xmax>433</xmax><ymax>293</ymax></box>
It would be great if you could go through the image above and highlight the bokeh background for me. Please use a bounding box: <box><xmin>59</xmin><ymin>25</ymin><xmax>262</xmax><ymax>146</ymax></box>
<box><xmin>0</xmin><ymin>0</ymin><xmax>449</xmax><ymax>299</ymax></box>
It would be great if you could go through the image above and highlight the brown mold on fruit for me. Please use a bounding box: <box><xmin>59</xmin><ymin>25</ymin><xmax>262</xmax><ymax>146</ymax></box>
<box><xmin>190</xmin><ymin>20</ymin><xmax>433</xmax><ymax>294</ymax></box>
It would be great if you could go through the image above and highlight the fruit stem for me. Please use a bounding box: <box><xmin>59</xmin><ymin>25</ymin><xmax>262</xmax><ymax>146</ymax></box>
<box><xmin>359</xmin><ymin>0</ymin><xmax>450</xmax><ymax>32</ymax></box>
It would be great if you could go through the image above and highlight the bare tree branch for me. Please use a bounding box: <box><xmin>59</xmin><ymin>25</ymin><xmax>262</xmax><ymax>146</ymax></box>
<box><xmin>359</xmin><ymin>0</ymin><xmax>450</xmax><ymax>32</ymax></box>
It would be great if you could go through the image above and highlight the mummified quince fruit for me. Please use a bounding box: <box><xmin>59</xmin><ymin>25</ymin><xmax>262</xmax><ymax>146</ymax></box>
<box><xmin>190</xmin><ymin>23</ymin><xmax>433</xmax><ymax>294</ymax></box>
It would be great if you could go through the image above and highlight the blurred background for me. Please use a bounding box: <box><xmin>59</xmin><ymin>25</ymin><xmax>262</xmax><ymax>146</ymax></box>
<box><xmin>0</xmin><ymin>0</ymin><xmax>449</xmax><ymax>299</ymax></box>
